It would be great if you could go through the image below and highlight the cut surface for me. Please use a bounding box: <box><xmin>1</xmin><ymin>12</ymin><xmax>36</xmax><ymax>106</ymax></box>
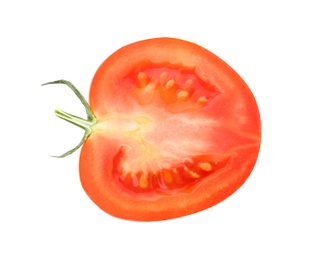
<box><xmin>89</xmin><ymin>62</ymin><xmax>257</xmax><ymax>197</ymax></box>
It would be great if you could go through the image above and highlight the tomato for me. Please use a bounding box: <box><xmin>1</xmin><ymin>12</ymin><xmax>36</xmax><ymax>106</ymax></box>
<box><xmin>44</xmin><ymin>38</ymin><xmax>261</xmax><ymax>221</ymax></box>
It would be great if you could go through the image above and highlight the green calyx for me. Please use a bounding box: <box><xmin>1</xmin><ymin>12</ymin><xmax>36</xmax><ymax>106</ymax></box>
<box><xmin>42</xmin><ymin>80</ymin><xmax>97</xmax><ymax>158</ymax></box>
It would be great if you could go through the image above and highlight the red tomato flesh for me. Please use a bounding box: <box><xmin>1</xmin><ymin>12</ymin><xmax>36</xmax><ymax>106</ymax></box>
<box><xmin>79</xmin><ymin>38</ymin><xmax>261</xmax><ymax>221</ymax></box>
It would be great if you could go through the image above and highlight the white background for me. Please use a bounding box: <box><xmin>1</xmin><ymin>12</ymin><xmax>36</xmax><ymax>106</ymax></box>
<box><xmin>1</xmin><ymin>1</ymin><xmax>309</xmax><ymax>259</ymax></box>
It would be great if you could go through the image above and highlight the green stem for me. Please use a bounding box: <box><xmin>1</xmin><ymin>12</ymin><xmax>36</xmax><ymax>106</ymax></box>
<box><xmin>43</xmin><ymin>80</ymin><xmax>97</xmax><ymax>158</ymax></box>
<box><xmin>54</xmin><ymin>109</ymin><xmax>93</xmax><ymax>134</ymax></box>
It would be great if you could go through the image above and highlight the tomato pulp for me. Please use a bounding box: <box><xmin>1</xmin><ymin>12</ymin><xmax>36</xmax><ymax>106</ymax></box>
<box><xmin>46</xmin><ymin>38</ymin><xmax>261</xmax><ymax>221</ymax></box>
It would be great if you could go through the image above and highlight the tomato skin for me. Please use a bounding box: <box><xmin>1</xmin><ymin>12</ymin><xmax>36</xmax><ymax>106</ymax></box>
<box><xmin>79</xmin><ymin>38</ymin><xmax>261</xmax><ymax>221</ymax></box>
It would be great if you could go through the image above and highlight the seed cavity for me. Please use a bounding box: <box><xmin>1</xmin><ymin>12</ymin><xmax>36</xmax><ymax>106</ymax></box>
<box><xmin>132</xmin><ymin>64</ymin><xmax>221</xmax><ymax>110</ymax></box>
<box><xmin>114</xmin><ymin>154</ymin><xmax>227</xmax><ymax>194</ymax></box>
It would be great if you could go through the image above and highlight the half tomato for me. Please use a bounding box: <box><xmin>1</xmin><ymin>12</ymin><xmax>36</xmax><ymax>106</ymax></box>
<box><xmin>45</xmin><ymin>38</ymin><xmax>261</xmax><ymax>221</ymax></box>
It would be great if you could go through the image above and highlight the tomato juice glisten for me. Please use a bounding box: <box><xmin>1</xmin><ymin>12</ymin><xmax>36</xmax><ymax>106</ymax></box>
<box><xmin>44</xmin><ymin>38</ymin><xmax>261</xmax><ymax>221</ymax></box>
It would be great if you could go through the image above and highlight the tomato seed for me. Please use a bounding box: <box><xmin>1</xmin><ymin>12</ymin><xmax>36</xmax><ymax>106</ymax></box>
<box><xmin>188</xmin><ymin>170</ymin><xmax>200</xmax><ymax>179</ymax></box>
<box><xmin>177</xmin><ymin>90</ymin><xmax>189</xmax><ymax>101</ymax></box>
<box><xmin>139</xmin><ymin>174</ymin><xmax>149</xmax><ymax>188</ymax></box>
<box><xmin>137</xmin><ymin>72</ymin><xmax>148</xmax><ymax>88</ymax></box>
<box><xmin>164</xmin><ymin>79</ymin><xmax>175</xmax><ymax>90</ymax></box>
<box><xmin>197</xmin><ymin>96</ymin><xmax>208</xmax><ymax>105</ymax></box>
<box><xmin>199</xmin><ymin>162</ymin><xmax>212</xmax><ymax>172</ymax></box>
